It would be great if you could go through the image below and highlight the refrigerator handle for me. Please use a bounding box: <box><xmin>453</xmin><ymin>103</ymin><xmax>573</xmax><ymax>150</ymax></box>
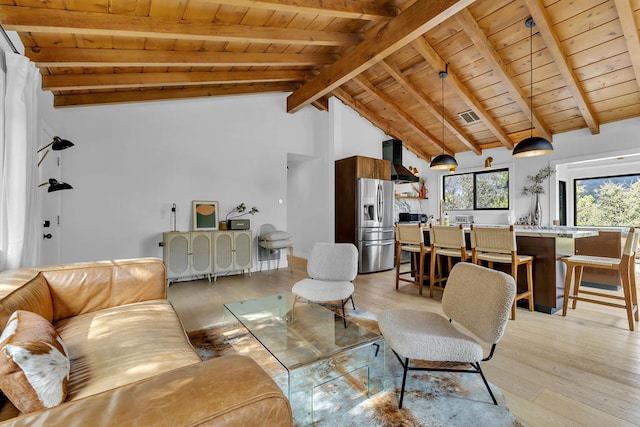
<box><xmin>377</xmin><ymin>183</ymin><xmax>383</xmax><ymax>223</ymax></box>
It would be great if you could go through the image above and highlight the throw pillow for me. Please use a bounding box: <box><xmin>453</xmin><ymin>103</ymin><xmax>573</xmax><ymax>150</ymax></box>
<box><xmin>0</xmin><ymin>310</ymin><xmax>70</xmax><ymax>413</ymax></box>
<box><xmin>260</xmin><ymin>231</ymin><xmax>293</xmax><ymax>241</ymax></box>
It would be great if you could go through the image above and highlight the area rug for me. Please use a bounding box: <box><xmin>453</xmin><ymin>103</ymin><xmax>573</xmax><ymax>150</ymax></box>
<box><xmin>188</xmin><ymin>308</ymin><xmax>523</xmax><ymax>427</ymax></box>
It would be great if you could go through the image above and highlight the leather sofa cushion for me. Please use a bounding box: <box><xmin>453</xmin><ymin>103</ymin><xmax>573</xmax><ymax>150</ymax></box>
<box><xmin>54</xmin><ymin>299</ymin><xmax>200</xmax><ymax>401</ymax></box>
<box><xmin>0</xmin><ymin>356</ymin><xmax>293</xmax><ymax>427</ymax></box>
<box><xmin>41</xmin><ymin>258</ymin><xmax>166</xmax><ymax>322</ymax></box>
<box><xmin>0</xmin><ymin>275</ymin><xmax>53</xmax><ymax>334</ymax></box>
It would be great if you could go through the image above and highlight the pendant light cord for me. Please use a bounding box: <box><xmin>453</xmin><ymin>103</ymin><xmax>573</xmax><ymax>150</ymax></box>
<box><xmin>439</xmin><ymin>63</ymin><xmax>448</xmax><ymax>156</ymax></box>
<box><xmin>529</xmin><ymin>19</ymin><xmax>534</xmax><ymax>139</ymax></box>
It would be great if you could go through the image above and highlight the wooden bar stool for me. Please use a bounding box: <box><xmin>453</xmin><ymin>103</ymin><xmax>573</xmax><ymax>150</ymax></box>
<box><xmin>429</xmin><ymin>224</ymin><xmax>471</xmax><ymax>298</ymax></box>
<box><xmin>470</xmin><ymin>225</ymin><xmax>534</xmax><ymax>320</ymax></box>
<box><xmin>395</xmin><ymin>223</ymin><xmax>430</xmax><ymax>296</ymax></box>
<box><xmin>560</xmin><ymin>227</ymin><xmax>640</xmax><ymax>331</ymax></box>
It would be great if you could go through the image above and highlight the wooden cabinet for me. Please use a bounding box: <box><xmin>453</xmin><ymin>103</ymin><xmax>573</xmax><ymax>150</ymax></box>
<box><xmin>336</xmin><ymin>155</ymin><xmax>390</xmax><ymax>181</ymax></box>
<box><xmin>335</xmin><ymin>156</ymin><xmax>391</xmax><ymax>244</ymax></box>
<box><xmin>163</xmin><ymin>230</ymin><xmax>252</xmax><ymax>284</ymax></box>
<box><xmin>212</xmin><ymin>230</ymin><xmax>252</xmax><ymax>280</ymax></box>
<box><xmin>163</xmin><ymin>232</ymin><xmax>212</xmax><ymax>282</ymax></box>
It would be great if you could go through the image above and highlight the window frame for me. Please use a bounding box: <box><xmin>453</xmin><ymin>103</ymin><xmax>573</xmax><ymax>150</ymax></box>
<box><xmin>442</xmin><ymin>167</ymin><xmax>510</xmax><ymax>211</ymax></box>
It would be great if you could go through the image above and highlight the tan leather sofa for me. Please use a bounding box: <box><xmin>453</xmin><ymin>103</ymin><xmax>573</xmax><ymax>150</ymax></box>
<box><xmin>0</xmin><ymin>258</ymin><xmax>292</xmax><ymax>426</ymax></box>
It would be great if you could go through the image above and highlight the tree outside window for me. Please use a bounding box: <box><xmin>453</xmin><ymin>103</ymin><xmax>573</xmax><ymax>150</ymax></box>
<box><xmin>575</xmin><ymin>174</ymin><xmax>640</xmax><ymax>226</ymax></box>
<box><xmin>444</xmin><ymin>168</ymin><xmax>509</xmax><ymax>211</ymax></box>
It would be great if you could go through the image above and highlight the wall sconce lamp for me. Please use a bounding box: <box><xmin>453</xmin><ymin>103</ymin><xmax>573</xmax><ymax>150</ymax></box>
<box><xmin>484</xmin><ymin>157</ymin><xmax>493</xmax><ymax>169</ymax></box>
<box><xmin>38</xmin><ymin>178</ymin><xmax>73</xmax><ymax>193</ymax></box>
<box><xmin>37</xmin><ymin>136</ymin><xmax>75</xmax><ymax>167</ymax></box>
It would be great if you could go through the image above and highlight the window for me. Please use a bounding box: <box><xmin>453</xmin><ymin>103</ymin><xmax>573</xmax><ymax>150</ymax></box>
<box><xmin>443</xmin><ymin>168</ymin><xmax>509</xmax><ymax>211</ymax></box>
<box><xmin>574</xmin><ymin>173</ymin><xmax>640</xmax><ymax>226</ymax></box>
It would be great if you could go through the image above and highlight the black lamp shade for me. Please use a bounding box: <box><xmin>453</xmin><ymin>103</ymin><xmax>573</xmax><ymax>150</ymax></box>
<box><xmin>430</xmin><ymin>153</ymin><xmax>458</xmax><ymax>170</ymax></box>
<box><xmin>51</xmin><ymin>136</ymin><xmax>74</xmax><ymax>150</ymax></box>
<box><xmin>512</xmin><ymin>136</ymin><xmax>553</xmax><ymax>157</ymax></box>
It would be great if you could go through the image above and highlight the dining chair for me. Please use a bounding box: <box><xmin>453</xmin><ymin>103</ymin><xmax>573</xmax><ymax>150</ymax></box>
<box><xmin>394</xmin><ymin>223</ymin><xmax>430</xmax><ymax>296</ymax></box>
<box><xmin>470</xmin><ymin>225</ymin><xmax>534</xmax><ymax>320</ymax></box>
<box><xmin>428</xmin><ymin>224</ymin><xmax>471</xmax><ymax>298</ymax></box>
<box><xmin>379</xmin><ymin>262</ymin><xmax>516</xmax><ymax>409</ymax></box>
<box><xmin>560</xmin><ymin>227</ymin><xmax>640</xmax><ymax>331</ymax></box>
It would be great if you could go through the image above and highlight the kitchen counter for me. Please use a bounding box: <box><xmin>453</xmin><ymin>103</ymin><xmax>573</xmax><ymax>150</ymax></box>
<box><xmin>513</xmin><ymin>226</ymin><xmax>599</xmax><ymax>239</ymax></box>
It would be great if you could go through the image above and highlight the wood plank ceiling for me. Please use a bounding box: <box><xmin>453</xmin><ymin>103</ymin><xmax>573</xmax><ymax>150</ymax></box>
<box><xmin>2</xmin><ymin>0</ymin><xmax>640</xmax><ymax>162</ymax></box>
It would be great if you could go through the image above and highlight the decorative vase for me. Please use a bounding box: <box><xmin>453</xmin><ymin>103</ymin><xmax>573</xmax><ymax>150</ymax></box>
<box><xmin>533</xmin><ymin>193</ymin><xmax>542</xmax><ymax>226</ymax></box>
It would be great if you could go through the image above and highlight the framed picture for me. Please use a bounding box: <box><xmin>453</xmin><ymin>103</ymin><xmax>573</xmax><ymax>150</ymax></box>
<box><xmin>192</xmin><ymin>200</ymin><xmax>219</xmax><ymax>231</ymax></box>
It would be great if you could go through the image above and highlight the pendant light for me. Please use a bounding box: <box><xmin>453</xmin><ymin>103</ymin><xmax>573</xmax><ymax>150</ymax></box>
<box><xmin>430</xmin><ymin>64</ymin><xmax>458</xmax><ymax>169</ymax></box>
<box><xmin>513</xmin><ymin>18</ymin><xmax>553</xmax><ymax>157</ymax></box>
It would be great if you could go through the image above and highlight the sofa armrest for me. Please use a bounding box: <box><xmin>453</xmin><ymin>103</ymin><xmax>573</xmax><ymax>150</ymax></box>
<box><xmin>0</xmin><ymin>356</ymin><xmax>292</xmax><ymax>427</ymax></box>
<box><xmin>40</xmin><ymin>258</ymin><xmax>167</xmax><ymax>321</ymax></box>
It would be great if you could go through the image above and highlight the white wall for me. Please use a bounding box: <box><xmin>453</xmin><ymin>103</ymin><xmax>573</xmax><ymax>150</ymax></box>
<box><xmin>45</xmin><ymin>92</ymin><xmax>391</xmax><ymax>265</ymax></box>
<box><xmin>51</xmin><ymin>93</ymin><xmax>321</xmax><ymax>264</ymax></box>
<box><xmin>40</xmin><ymin>82</ymin><xmax>640</xmax><ymax>265</ymax></box>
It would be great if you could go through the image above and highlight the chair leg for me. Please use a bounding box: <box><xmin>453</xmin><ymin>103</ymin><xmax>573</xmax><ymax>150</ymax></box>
<box><xmin>474</xmin><ymin>362</ymin><xmax>498</xmax><ymax>405</ymax></box>
<box><xmin>562</xmin><ymin>263</ymin><xmax>574</xmax><ymax>316</ymax></box>
<box><xmin>620</xmin><ymin>258</ymin><xmax>635</xmax><ymax>331</ymax></box>
<box><xmin>572</xmin><ymin>266</ymin><xmax>584</xmax><ymax>309</ymax></box>
<box><xmin>399</xmin><ymin>357</ymin><xmax>409</xmax><ymax>409</ymax></box>
<box><xmin>527</xmin><ymin>261</ymin><xmax>534</xmax><ymax>312</ymax></box>
<box><xmin>630</xmin><ymin>259</ymin><xmax>639</xmax><ymax>322</ymax></box>
<box><xmin>395</xmin><ymin>245</ymin><xmax>401</xmax><ymax>290</ymax></box>
<box><xmin>429</xmin><ymin>251</ymin><xmax>437</xmax><ymax>298</ymax></box>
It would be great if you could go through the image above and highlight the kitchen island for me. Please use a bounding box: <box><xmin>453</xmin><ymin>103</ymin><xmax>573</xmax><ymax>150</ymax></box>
<box><xmin>512</xmin><ymin>227</ymin><xmax>599</xmax><ymax>314</ymax></box>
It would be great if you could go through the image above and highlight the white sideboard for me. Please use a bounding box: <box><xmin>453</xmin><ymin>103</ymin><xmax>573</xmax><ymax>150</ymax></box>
<box><xmin>162</xmin><ymin>230</ymin><xmax>252</xmax><ymax>284</ymax></box>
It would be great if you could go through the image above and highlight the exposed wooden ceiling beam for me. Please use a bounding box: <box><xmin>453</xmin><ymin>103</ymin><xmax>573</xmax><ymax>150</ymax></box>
<box><xmin>53</xmin><ymin>82</ymin><xmax>298</xmax><ymax>108</ymax></box>
<box><xmin>524</xmin><ymin>0</ymin><xmax>599</xmax><ymax>135</ymax></box>
<box><xmin>286</xmin><ymin>0</ymin><xmax>476</xmax><ymax>113</ymax></box>
<box><xmin>380</xmin><ymin>60</ymin><xmax>482</xmax><ymax>155</ymax></box>
<box><xmin>353</xmin><ymin>74</ymin><xmax>454</xmax><ymax>156</ymax></box>
<box><xmin>42</xmin><ymin>70</ymin><xmax>309</xmax><ymax>91</ymax></box>
<box><xmin>613</xmin><ymin>0</ymin><xmax>640</xmax><ymax>95</ymax></box>
<box><xmin>27</xmin><ymin>47</ymin><xmax>336</xmax><ymax>67</ymax></box>
<box><xmin>332</xmin><ymin>87</ymin><xmax>433</xmax><ymax>161</ymax></box>
<box><xmin>456</xmin><ymin>8</ymin><xmax>552</xmax><ymax>142</ymax></box>
<box><xmin>411</xmin><ymin>37</ymin><xmax>515</xmax><ymax>149</ymax></box>
<box><xmin>210</xmin><ymin>0</ymin><xmax>398</xmax><ymax>21</ymax></box>
<box><xmin>0</xmin><ymin>6</ymin><xmax>361</xmax><ymax>47</ymax></box>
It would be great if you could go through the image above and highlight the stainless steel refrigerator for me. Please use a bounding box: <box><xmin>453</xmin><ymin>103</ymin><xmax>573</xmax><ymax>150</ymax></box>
<box><xmin>357</xmin><ymin>178</ymin><xmax>395</xmax><ymax>273</ymax></box>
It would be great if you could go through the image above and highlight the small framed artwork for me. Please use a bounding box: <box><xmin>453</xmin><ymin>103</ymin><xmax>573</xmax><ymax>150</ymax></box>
<box><xmin>192</xmin><ymin>200</ymin><xmax>219</xmax><ymax>231</ymax></box>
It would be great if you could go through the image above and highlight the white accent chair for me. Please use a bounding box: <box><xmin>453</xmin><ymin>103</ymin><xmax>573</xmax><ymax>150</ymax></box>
<box><xmin>379</xmin><ymin>262</ymin><xmax>516</xmax><ymax>409</ymax></box>
<box><xmin>291</xmin><ymin>243</ymin><xmax>358</xmax><ymax>323</ymax></box>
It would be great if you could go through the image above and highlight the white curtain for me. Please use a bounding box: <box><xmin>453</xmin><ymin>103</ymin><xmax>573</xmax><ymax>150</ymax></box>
<box><xmin>0</xmin><ymin>52</ymin><xmax>41</xmax><ymax>270</ymax></box>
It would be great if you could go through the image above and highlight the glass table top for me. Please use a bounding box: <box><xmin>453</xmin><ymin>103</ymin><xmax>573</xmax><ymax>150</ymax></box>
<box><xmin>223</xmin><ymin>293</ymin><xmax>381</xmax><ymax>370</ymax></box>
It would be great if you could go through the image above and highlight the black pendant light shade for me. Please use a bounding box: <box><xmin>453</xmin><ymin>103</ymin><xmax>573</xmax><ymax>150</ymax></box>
<box><xmin>514</xmin><ymin>18</ymin><xmax>553</xmax><ymax>157</ymax></box>
<box><xmin>431</xmin><ymin>65</ymin><xmax>458</xmax><ymax>170</ymax></box>
<box><xmin>513</xmin><ymin>136</ymin><xmax>554</xmax><ymax>157</ymax></box>
<box><xmin>430</xmin><ymin>153</ymin><xmax>459</xmax><ymax>169</ymax></box>
<box><xmin>39</xmin><ymin>178</ymin><xmax>73</xmax><ymax>193</ymax></box>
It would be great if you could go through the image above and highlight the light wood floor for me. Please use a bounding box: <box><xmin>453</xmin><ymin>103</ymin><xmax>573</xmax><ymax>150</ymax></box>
<box><xmin>168</xmin><ymin>258</ymin><xmax>640</xmax><ymax>427</ymax></box>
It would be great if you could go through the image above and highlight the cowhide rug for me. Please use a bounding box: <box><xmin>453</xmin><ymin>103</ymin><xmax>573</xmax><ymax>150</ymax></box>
<box><xmin>188</xmin><ymin>308</ymin><xmax>524</xmax><ymax>427</ymax></box>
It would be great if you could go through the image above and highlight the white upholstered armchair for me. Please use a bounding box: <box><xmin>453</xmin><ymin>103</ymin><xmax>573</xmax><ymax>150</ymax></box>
<box><xmin>379</xmin><ymin>262</ymin><xmax>516</xmax><ymax>408</ymax></box>
<box><xmin>291</xmin><ymin>243</ymin><xmax>358</xmax><ymax>322</ymax></box>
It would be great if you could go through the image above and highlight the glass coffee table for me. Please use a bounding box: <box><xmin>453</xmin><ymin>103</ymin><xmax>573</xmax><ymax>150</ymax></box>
<box><xmin>223</xmin><ymin>293</ymin><xmax>384</xmax><ymax>425</ymax></box>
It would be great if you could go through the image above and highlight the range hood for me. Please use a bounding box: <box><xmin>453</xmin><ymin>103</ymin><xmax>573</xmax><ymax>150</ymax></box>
<box><xmin>382</xmin><ymin>139</ymin><xmax>419</xmax><ymax>183</ymax></box>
